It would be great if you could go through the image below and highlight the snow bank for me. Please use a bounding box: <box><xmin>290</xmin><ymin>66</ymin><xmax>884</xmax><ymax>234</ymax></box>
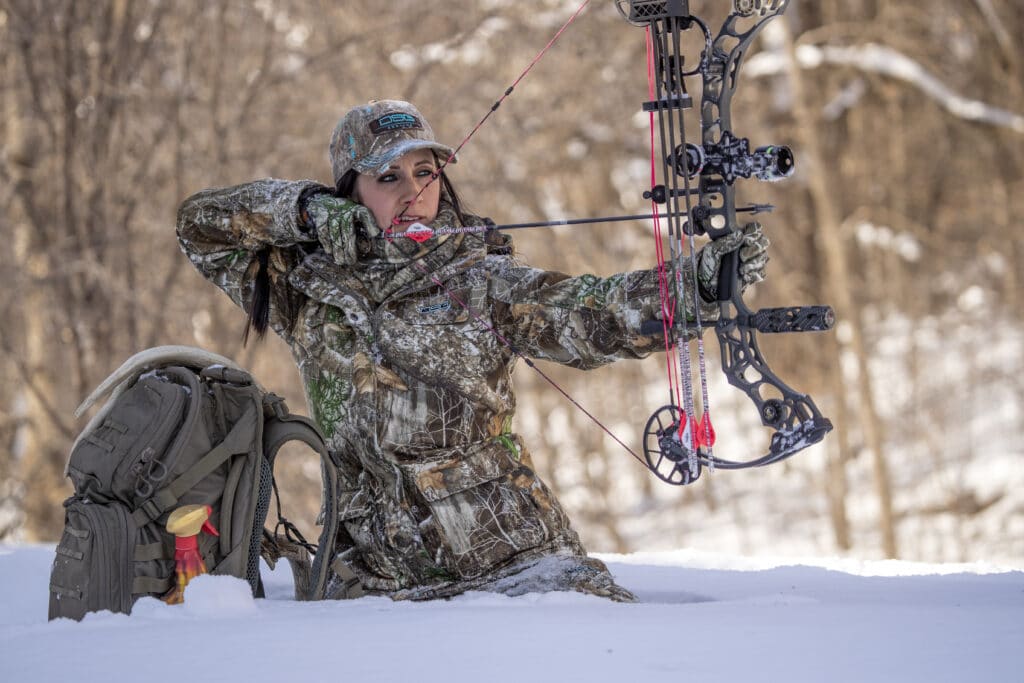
<box><xmin>1</xmin><ymin>545</ymin><xmax>1021</xmax><ymax>683</ymax></box>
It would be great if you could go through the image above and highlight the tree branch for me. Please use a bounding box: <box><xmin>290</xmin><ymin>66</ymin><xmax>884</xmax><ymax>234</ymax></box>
<box><xmin>746</xmin><ymin>42</ymin><xmax>1024</xmax><ymax>134</ymax></box>
<box><xmin>0</xmin><ymin>329</ymin><xmax>77</xmax><ymax>440</ymax></box>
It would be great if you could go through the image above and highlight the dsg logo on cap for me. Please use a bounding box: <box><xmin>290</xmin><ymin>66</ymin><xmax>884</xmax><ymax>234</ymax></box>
<box><xmin>369</xmin><ymin>112</ymin><xmax>423</xmax><ymax>134</ymax></box>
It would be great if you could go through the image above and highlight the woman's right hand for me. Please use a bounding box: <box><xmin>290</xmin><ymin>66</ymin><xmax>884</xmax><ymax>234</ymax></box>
<box><xmin>302</xmin><ymin>193</ymin><xmax>373</xmax><ymax>265</ymax></box>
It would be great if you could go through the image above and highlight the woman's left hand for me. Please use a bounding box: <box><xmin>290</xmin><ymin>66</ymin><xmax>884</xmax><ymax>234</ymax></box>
<box><xmin>696</xmin><ymin>221</ymin><xmax>770</xmax><ymax>301</ymax></box>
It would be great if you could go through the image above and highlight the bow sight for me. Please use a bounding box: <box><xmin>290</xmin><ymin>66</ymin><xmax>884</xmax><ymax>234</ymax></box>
<box><xmin>618</xmin><ymin>0</ymin><xmax>836</xmax><ymax>486</ymax></box>
<box><xmin>670</xmin><ymin>134</ymin><xmax>796</xmax><ymax>184</ymax></box>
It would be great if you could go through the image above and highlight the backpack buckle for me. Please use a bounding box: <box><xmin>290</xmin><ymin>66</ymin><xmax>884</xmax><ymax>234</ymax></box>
<box><xmin>264</xmin><ymin>393</ymin><xmax>289</xmax><ymax>420</ymax></box>
<box><xmin>200</xmin><ymin>365</ymin><xmax>253</xmax><ymax>385</ymax></box>
<box><xmin>137</xmin><ymin>498</ymin><xmax>163</xmax><ymax>524</ymax></box>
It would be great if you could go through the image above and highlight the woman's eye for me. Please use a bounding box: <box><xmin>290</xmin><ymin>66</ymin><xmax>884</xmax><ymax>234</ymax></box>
<box><xmin>416</xmin><ymin>168</ymin><xmax>436</xmax><ymax>178</ymax></box>
<box><xmin>378</xmin><ymin>173</ymin><xmax>397</xmax><ymax>183</ymax></box>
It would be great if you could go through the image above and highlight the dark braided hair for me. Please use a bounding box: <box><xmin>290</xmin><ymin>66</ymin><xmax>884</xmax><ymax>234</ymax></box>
<box><xmin>243</xmin><ymin>248</ymin><xmax>272</xmax><ymax>345</ymax></box>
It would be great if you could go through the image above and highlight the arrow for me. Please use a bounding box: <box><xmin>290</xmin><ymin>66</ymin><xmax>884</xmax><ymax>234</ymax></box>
<box><xmin>384</xmin><ymin>210</ymin><xmax>710</xmax><ymax>242</ymax></box>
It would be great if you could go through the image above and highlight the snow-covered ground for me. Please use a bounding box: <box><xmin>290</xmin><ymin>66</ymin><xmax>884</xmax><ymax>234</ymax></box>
<box><xmin>2</xmin><ymin>544</ymin><xmax>1021</xmax><ymax>682</ymax></box>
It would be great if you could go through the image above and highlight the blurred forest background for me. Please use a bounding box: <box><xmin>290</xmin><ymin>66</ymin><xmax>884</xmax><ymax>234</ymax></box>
<box><xmin>2</xmin><ymin>0</ymin><xmax>1021</xmax><ymax>565</ymax></box>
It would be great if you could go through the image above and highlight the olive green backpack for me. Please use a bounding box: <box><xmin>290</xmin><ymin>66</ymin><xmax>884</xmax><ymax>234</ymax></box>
<box><xmin>48</xmin><ymin>346</ymin><xmax>348</xmax><ymax>620</ymax></box>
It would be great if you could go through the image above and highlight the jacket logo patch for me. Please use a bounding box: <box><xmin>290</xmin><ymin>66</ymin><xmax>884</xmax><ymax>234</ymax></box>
<box><xmin>418</xmin><ymin>300</ymin><xmax>451</xmax><ymax>315</ymax></box>
<box><xmin>370</xmin><ymin>112</ymin><xmax>422</xmax><ymax>135</ymax></box>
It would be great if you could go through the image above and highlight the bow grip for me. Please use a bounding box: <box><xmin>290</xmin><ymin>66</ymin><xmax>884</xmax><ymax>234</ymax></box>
<box><xmin>715</xmin><ymin>248</ymin><xmax>739</xmax><ymax>302</ymax></box>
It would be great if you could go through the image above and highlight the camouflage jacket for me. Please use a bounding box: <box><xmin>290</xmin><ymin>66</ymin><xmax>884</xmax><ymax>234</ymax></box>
<box><xmin>177</xmin><ymin>179</ymin><xmax>715</xmax><ymax>601</ymax></box>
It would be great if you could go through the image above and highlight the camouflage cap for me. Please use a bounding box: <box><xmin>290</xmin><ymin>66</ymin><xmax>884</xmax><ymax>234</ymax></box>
<box><xmin>329</xmin><ymin>100</ymin><xmax>457</xmax><ymax>185</ymax></box>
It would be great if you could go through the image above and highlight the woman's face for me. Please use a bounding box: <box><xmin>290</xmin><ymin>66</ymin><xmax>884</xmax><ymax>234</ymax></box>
<box><xmin>353</xmin><ymin>148</ymin><xmax>441</xmax><ymax>230</ymax></box>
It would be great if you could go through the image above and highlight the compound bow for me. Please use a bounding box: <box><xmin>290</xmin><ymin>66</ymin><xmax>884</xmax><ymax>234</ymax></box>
<box><xmin>388</xmin><ymin>0</ymin><xmax>835</xmax><ymax>487</ymax></box>
<box><xmin>618</xmin><ymin>0</ymin><xmax>834</xmax><ymax>485</ymax></box>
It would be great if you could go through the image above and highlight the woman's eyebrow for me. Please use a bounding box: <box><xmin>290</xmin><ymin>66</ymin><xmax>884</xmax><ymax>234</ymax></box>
<box><xmin>384</xmin><ymin>159</ymin><xmax>436</xmax><ymax>172</ymax></box>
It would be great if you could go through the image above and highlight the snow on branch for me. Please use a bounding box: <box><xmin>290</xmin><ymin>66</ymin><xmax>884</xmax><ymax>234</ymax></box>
<box><xmin>746</xmin><ymin>43</ymin><xmax>1024</xmax><ymax>134</ymax></box>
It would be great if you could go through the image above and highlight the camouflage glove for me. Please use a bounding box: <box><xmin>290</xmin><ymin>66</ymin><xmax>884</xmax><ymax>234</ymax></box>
<box><xmin>696</xmin><ymin>221</ymin><xmax>770</xmax><ymax>302</ymax></box>
<box><xmin>301</xmin><ymin>192</ymin><xmax>376</xmax><ymax>265</ymax></box>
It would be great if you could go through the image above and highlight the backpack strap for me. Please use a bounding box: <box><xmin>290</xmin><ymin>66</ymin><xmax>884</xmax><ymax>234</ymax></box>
<box><xmin>132</xmin><ymin>403</ymin><xmax>259</xmax><ymax>527</ymax></box>
<box><xmin>261</xmin><ymin>401</ymin><xmax>341</xmax><ymax>602</ymax></box>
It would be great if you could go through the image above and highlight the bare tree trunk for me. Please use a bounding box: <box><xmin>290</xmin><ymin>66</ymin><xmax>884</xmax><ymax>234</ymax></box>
<box><xmin>5</xmin><ymin>43</ymin><xmax>75</xmax><ymax>537</ymax></box>
<box><xmin>823</xmin><ymin>333</ymin><xmax>853</xmax><ymax>551</ymax></box>
<box><xmin>780</xmin><ymin>18</ymin><xmax>898</xmax><ymax>558</ymax></box>
<box><xmin>15</xmin><ymin>277</ymin><xmax>71</xmax><ymax>537</ymax></box>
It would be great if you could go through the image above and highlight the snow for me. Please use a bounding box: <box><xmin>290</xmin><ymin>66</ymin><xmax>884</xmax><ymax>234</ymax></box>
<box><xmin>3</xmin><ymin>544</ymin><xmax>1021</xmax><ymax>682</ymax></box>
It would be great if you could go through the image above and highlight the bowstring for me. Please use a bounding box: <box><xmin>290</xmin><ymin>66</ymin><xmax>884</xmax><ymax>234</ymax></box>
<box><xmin>650</xmin><ymin>19</ymin><xmax>700</xmax><ymax>450</ymax></box>
<box><xmin>390</xmin><ymin>0</ymin><xmax>594</xmax><ymax>232</ymax></box>
<box><xmin>649</xmin><ymin>16</ymin><xmax>716</xmax><ymax>459</ymax></box>
<box><xmin>645</xmin><ymin>27</ymin><xmax>684</xmax><ymax>419</ymax></box>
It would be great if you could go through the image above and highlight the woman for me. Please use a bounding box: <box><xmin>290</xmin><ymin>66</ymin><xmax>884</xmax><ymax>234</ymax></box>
<box><xmin>177</xmin><ymin>100</ymin><xmax>767</xmax><ymax>601</ymax></box>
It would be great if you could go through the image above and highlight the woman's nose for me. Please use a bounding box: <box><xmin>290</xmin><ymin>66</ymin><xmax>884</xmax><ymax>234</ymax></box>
<box><xmin>399</xmin><ymin>176</ymin><xmax>422</xmax><ymax>204</ymax></box>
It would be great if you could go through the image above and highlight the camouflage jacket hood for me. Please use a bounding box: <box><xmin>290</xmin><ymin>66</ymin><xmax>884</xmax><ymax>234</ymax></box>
<box><xmin>177</xmin><ymin>179</ymin><xmax>715</xmax><ymax>601</ymax></box>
